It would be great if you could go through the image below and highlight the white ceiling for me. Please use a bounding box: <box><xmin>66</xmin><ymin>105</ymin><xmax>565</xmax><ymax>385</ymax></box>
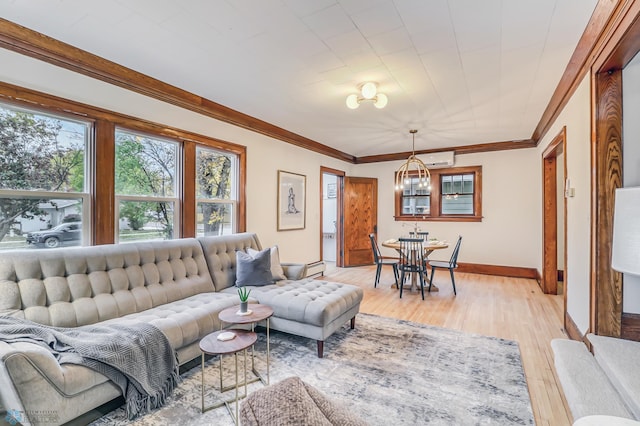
<box><xmin>2</xmin><ymin>0</ymin><xmax>598</xmax><ymax>157</ymax></box>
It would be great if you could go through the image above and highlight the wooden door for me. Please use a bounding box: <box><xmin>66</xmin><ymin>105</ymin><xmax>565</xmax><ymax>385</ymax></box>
<box><xmin>343</xmin><ymin>177</ymin><xmax>377</xmax><ymax>266</ymax></box>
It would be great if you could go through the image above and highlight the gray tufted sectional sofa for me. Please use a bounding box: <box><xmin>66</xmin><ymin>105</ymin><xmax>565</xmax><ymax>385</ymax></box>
<box><xmin>0</xmin><ymin>232</ymin><xmax>363</xmax><ymax>425</ymax></box>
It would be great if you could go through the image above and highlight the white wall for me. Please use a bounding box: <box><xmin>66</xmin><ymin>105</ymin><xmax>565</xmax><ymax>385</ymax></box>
<box><xmin>0</xmin><ymin>47</ymin><xmax>353</xmax><ymax>264</ymax></box>
<box><xmin>0</xmin><ymin>46</ymin><xmax>554</xmax><ymax>274</ymax></box>
<box><xmin>622</xmin><ymin>54</ymin><xmax>640</xmax><ymax>313</ymax></box>
<box><xmin>353</xmin><ymin>148</ymin><xmax>541</xmax><ymax>267</ymax></box>
<box><xmin>537</xmin><ymin>74</ymin><xmax>592</xmax><ymax>334</ymax></box>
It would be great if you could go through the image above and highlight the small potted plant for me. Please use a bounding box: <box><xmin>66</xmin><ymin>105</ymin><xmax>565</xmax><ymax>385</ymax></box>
<box><xmin>237</xmin><ymin>287</ymin><xmax>251</xmax><ymax>314</ymax></box>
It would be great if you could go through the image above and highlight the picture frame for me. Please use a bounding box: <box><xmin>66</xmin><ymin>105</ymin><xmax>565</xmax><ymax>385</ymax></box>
<box><xmin>327</xmin><ymin>183</ymin><xmax>337</xmax><ymax>199</ymax></box>
<box><xmin>277</xmin><ymin>170</ymin><xmax>306</xmax><ymax>231</ymax></box>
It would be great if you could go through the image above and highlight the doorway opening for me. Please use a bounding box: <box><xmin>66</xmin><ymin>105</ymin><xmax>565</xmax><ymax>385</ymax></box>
<box><xmin>542</xmin><ymin>127</ymin><xmax>567</xmax><ymax>302</ymax></box>
<box><xmin>321</xmin><ymin>167</ymin><xmax>345</xmax><ymax>271</ymax></box>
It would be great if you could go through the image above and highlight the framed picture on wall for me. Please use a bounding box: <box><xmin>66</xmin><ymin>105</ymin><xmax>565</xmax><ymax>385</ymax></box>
<box><xmin>327</xmin><ymin>183</ymin><xmax>337</xmax><ymax>199</ymax></box>
<box><xmin>277</xmin><ymin>170</ymin><xmax>306</xmax><ymax>231</ymax></box>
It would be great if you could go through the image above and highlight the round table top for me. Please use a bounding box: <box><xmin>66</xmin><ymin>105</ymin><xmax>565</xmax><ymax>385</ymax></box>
<box><xmin>199</xmin><ymin>329</ymin><xmax>257</xmax><ymax>355</ymax></box>
<box><xmin>381</xmin><ymin>240</ymin><xmax>449</xmax><ymax>251</ymax></box>
<box><xmin>219</xmin><ymin>303</ymin><xmax>274</xmax><ymax>324</ymax></box>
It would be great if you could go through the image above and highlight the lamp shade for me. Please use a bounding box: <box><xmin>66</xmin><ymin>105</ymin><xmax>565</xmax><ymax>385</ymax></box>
<box><xmin>361</xmin><ymin>82</ymin><xmax>377</xmax><ymax>99</ymax></box>
<box><xmin>346</xmin><ymin>94</ymin><xmax>359</xmax><ymax>109</ymax></box>
<box><xmin>374</xmin><ymin>93</ymin><xmax>388</xmax><ymax>108</ymax></box>
<box><xmin>612</xmin><ymin>187</ymin><xmax>640</xmax><ymax>275</ymax></box>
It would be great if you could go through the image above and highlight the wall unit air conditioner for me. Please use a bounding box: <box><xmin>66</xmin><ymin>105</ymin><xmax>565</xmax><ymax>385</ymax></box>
<box><xmin>422</xmin><ymin>151</ymin><xmax>455</xmax><ymax>168</ymax></box>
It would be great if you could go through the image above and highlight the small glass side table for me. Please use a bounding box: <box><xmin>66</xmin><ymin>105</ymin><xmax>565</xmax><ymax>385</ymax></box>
<box><xmin>219</xmin><ymin>303</ymin><xmax>273</xmax><ymax>387</ymax></box>
<box><xmin>199</xmin><ymin>329</ymin><xmax>256</xmax><ymax>425</ymax></box>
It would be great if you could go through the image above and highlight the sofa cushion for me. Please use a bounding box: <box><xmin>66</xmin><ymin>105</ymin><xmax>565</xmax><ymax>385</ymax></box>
<box><xmin>248</xmin><ymin>245</ymin><xmax>286</xmax><ymax>281</ymax></box>
<box><xmin>236</xmin><ymin>249</ymin><xmax>273</xmax><ymax>287</ymax></box>
<box><xmin>101</xmin><ymin>292</ymin><xmax>239</xmax><ymax>350</ymax></box>
<box><xmin>0</xmin><ymin>239</ymin><xmax>215</xmax><ymax>327</ymax></box>
<box><xmin>222</xmin><ymin>279</ymin><xmax>363</xmax><ymax>327</ymax></box>
<box><xmin>198</xmin><ymin>233</ymin><xmax>262</xmax><ymax>291</ymax></box>
<box><xmin>588</xmin><ymin>334</ymin><xmax>640</xmax><ymax>419</ymax></box>
<box><xmin>551</xmin><ymin>338</ymin><xmax>633</xmax><ymax>420</ymax></box>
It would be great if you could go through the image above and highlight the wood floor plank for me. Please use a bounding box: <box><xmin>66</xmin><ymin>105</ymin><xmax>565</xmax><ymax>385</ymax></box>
<box><xmin>323</xmin><ymin>264</ymin><xmax>572</xmax><ymax>425</ymax></box>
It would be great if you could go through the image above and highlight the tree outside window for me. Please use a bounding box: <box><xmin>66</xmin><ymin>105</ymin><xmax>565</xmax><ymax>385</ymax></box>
<box><xmin>115</xmin><ymin>130</ymin><xmax>178</xmax><ymax>242</ymax></box>
<box><xmin>196</xmin><ymin>146</ymin><xmax>237</xmax><ymax>236</ymax></box>
<box><xmin>0</xmin><ymin>104</ymin><xmax>89</xmax><ymax>250</ymax></box>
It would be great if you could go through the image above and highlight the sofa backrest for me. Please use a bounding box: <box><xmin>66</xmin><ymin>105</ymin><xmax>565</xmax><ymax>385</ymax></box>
<box><xmin>198</xmin><ymin>233</ymin><xmax>262</xmax><ymax>291</ymax></box>
<box><xmin>0</xmin><ymin>238</ymin><xmax>215</xmax><ymax>327</ymax></box>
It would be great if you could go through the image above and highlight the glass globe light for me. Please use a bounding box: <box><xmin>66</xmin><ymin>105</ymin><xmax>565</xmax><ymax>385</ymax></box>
<box><xmin>361</xmin><ymin>82</ymin><xmax>377</xmax><ymax>99</ymax></box>
<box><xmin>346</xmin><ymin>94</ymin><xmax>360</xmax><ymax>109</ymax></box>
<box><xmin>374</xmin><ymin>93</ymin><xmax>388</xmax><ymax>108</ymax></box>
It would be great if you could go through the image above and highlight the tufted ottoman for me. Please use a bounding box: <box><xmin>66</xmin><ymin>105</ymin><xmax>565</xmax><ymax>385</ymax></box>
<box><xmin>222</xmin><ymin>278</ymin><xmax>363</xmax><ymax>357</ymax></box>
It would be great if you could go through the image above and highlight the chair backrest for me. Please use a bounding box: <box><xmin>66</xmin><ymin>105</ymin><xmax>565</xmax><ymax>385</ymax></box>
<box><xmin>449</xmin><ymin>235</ymin><xmax>463</xmax><ymax>267</ymax></box>
<box><xmin>369</xmin><ymin>233</ymin><xmax>382</xmax><ymax>263</ymax></box>
<box><xmin>416</xmin><ymin>231</ymin><xmax>429</xmax><ymax>242</ymax></box>
<box><xmin>398</xmin><ymin>237</ymin><xmax>425</xmax><ymax>268</ymax></box>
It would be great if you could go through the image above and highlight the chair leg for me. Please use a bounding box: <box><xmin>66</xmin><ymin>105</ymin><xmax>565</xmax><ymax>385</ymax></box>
<box><xmin>418</xmin><ymin>268</ymin><xmax>425</xmax><ymax>300</ymax></box>
<box><xmin>317</xmin><ymin>341</ymin><xmax>324</xmax><ymax>358</ymax></box>
<box><xmin>399</xmin><ymin>270</ymin><xmax>405</xmax><ymax>298</ymax></box>
<box><xmin>450</xmin><ymin>268</ymin><xmax>457</xmax><ymax>295</ymax></box>
<box><xmin>428</xmin><ymin>266</ymin><xmax>436</xmax><ymax>292</ymax></box>
<box><xmin>392</xmin><ymin>265</ymin><xmax>399</xmax><ymax>288</ymax></box>
<box><xmin>374</xmin><ymin>264</ymin><xmax>382</xmax><ymax>287</ymax></box>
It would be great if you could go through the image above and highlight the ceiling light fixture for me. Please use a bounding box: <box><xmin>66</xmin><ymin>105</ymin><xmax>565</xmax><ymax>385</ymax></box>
<box><xmin>395</xmin><ymin>130</ymin><xmax>431</xmax><ymax>192</ymax></box>
<box><xmin>346</xmin><ymin>82</ymin><xmax>388</xmax><ymax>109</ymax></box>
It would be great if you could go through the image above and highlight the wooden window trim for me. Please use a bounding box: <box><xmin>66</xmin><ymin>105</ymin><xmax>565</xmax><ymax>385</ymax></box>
<box><xmin>394</xmin><ymin>165</ymin><xmax>482</xmax><ymax>222</ymax></box>
<box><xmin>0</xmin><ymin>81</ymin><xmax>247</xmax><ymax>244</ymax></box>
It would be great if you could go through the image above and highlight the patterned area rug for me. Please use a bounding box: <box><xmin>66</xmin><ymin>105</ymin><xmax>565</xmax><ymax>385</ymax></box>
<box><xmin>90</xmin><ymin>313</ymin><xmax>533</xmax><ymax>425</ymax></box>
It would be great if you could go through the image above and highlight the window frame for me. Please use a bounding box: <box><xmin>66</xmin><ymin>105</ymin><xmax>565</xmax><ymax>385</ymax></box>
<box><xmin>114</xmin><ymin>127</ymin><xmax>181</xmax><ymax>243</ymax></box>
<box><xmin>0</xmin><ymin>82</ymin><xmax>247</xmax><ymax>249</ymax></box>
<box><xmin>0</xmin><ymin>101</ymin><xmax>93</xmax><ymax>248</ymax></box>
<box><xmin>195</xmin><ymin>145</ymin><xmax>239</xmax><ymax>236</ymax></box>
<box><xmin>394</xmin><ymin>165</ymin><xmax>482</xmax><ymax>222</ymax></box>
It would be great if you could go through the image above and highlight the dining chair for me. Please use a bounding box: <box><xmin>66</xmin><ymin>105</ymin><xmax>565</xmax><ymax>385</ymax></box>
<box><xmin>369</xmin><ymin>234</ymin><xmax>399</xmax><ymax>288</ymax></box>
<box><xmin>427</xmin><ymin>235</ymin><xmax>462</xmax><ymax>295</ymax></box>
<box><xmin>398</xmin><ymin>237</ymin><xmax>427</xmax><ymax>300</ymax></box>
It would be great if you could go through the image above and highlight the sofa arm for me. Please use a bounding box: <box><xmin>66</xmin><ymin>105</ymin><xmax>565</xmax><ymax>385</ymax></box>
<box><xmin>281</xmin><ymin>263</ymin><xmax>307</xmax><ymax>280</ymax></box>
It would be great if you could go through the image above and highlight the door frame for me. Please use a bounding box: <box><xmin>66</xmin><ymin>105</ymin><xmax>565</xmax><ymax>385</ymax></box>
<box><xmin>542</xmin><ymin>127</ymin><xmax>567</xmax><ymax>304</ymax></box>
<box><xmin>320</xmin><ymin>167</ymin><xmax>345</xmax><ymax>267</ymax></box>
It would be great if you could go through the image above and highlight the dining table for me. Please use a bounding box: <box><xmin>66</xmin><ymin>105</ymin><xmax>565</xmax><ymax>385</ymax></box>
<box><xmin>381</xmin><ymin>239</ymin><xmax>449</xmax><ymax>293</ymax></box>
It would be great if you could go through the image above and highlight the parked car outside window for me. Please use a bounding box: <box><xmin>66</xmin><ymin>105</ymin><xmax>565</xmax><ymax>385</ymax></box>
<box><xmin>25</xmin><ymin>222</ymin><xmax>82</xmax><ymax>248</ymax></box>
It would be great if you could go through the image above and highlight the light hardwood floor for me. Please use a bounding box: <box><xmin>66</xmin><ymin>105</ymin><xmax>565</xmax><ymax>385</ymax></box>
<box><xmin>323</xmin><ymin>264</ymin><xmax>571</xmax><ymax>426</ymax></box>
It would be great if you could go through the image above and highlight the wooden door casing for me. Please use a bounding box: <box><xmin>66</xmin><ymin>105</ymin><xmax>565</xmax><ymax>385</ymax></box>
<box><xmin>343</xmin><ymin>177</ymin><xmax>378</xmax><ymax>266</ymax></box>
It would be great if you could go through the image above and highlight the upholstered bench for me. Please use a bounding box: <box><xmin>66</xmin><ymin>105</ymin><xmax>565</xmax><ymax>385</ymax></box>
<box><xmin>222</xmin><ymin>278</ymin><xmax>362</xmax><ymax>357</ymax></box>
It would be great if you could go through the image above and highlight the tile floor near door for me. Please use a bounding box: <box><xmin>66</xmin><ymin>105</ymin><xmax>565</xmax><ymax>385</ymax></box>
<box><xmin>321</xmin><ymin>265</ymin><xmax>571</xmax><ymax>426</ymax></box>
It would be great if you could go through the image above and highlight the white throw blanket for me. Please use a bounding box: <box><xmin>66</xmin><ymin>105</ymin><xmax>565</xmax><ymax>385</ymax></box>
<box><xmin>0</xmin><ymin>316</ymin><xmax>180</xmax><ymax>420</ymax></box>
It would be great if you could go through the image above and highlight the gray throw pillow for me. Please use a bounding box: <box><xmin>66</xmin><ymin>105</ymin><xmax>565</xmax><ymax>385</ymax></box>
<box><xmin>236</xmin><ymin>249</ymin><xmax>273</xmax><ymax>287</ymax></box>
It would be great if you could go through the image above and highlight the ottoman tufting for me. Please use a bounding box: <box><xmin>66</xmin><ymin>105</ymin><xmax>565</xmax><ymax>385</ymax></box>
<box><xmin>239</xmin><ymin>279</ymin><xmax>363</xmax><ymax>357</ymax></box>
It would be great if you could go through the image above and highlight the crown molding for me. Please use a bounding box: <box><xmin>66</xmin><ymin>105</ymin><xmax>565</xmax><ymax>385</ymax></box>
<box><xmin>531</xmin><ymin>0</ymin><xmax>621</xmax><ymax>143</ymax></box>
<box><xmin>0</xmin><ymin>1</ymin><xmax>618</xmax><ymax>164</ymax></box>
<box><xmin>355</xmin><ymin>139</ymin><xmax>536</xmax><ymax>164</ymax></box>
<box><xmin>0</xmin><ymin>18</ymin><xmax>356</xmax><ymax>164</ymax></box>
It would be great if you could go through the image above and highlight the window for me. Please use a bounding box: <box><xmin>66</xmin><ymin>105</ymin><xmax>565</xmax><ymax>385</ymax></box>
<box><xmin>441</xmin><ymin>173</ymin><xmax>475</xmax><ymax>215</ymax></box>
<box><xmin>0</xmin><ymin>85</ymin><xmax>247</xmax><ymax>246</ymax></box>
<box><xmin>394</xmin><ymin>166</ymin><xmax>482</xmax><ymax>222</ymax></box>
<box><xmin>115</xmin><ymin>129</ymin><xmax>179</xmax><ymax>242</ymax></box>
<box><xmin>196</xmin><ymin>146</ymin><xmax>238</xmax><ymax>236</ymax></box>
<box><xmin>0</xmin><ymin>103</ymin><xmax>90</xmax><ymax>250</ymax></box>
<box><xmin>401</xmin><ymin>177</ymin><xmax>431</xmax><ymax>215</ymax></box>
